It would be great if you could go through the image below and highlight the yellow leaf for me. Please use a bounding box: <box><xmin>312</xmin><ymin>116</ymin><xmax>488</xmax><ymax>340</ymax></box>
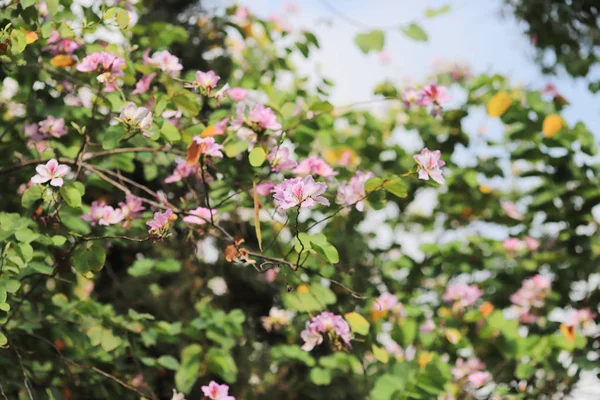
<box><xmin>543</xmin><ymin>114</ymin><xmax>563</xmax><ymax>138</ymax></box>
<box><xmin>372</xmin><ymin>344</ymin><xmax>389</xmax><ymax>364</ymax></box>
<box><xmin>344</xmin><ymin>312</ymin><xmax>370</xmax><ymax>335</ymax></box>
<box><xmin>479</xmin><ymin>301</ymin><xmax>494</xmax><ymax>317</ymax></box>
<box><xmin>297</xmin><ymin>284</ymin><xmax>309</xmax><ymax>293</ymax></box>
<box><xmin>438</xmin><ymin>307</ymin><xmax>452</xmax><ymax>318</ymax></box>
<box><xmin>560</xmin><ymin>323</ymin><xmax>576</xmax><ymax>343</ymax></box>
<box><xmin>445</xmin><ymin>328</ymin><xmax>461</xmax><ymax>344</ymax></box>
<box><xmin>487</xmin><ymin>91</ymin><xmax>512</xmax><ymax>117</ymax></box>
<box><xmin>253</xmin><ymin>180</ymin><xmax>262</xmax><ymax>251</ymax></box>
<box><xmin>370</xmin><ymin>309</ymin><xmax>388</xmax><ymax>323</ymax></box>
<box><xmin>418</xmin><ymin>352</ymin><xmax>434</xmax><ymax>369</ymax></box>
<box><xmin>200</xmin><ymin>125</ymin><xmax>218</xmax><ymax>138</ymax></box>
<box><xmin>50</xmin><ymin>55</ymin><xmax>75</xmax><ymax>67</ymax></box>
<box><xmin>25</xmin><ymin>31</ymin><xmax>38</xmax><ymax>44</ymax></box>
<box><xmin>479</xmin><ymin>185</ymin><xmax>492</xmax><ymax>194</ymax></box>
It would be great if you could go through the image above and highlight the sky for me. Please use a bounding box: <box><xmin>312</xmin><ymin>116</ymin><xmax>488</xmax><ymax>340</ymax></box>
<box><xmin>227</xmin><ymin>1</ymin><xmax>600</xmax><ymax>397</ymax></box>
<box><xmin>231</xmin><ymin>0</ymin><xmax>599</xmax><ymax>131</ymax></box>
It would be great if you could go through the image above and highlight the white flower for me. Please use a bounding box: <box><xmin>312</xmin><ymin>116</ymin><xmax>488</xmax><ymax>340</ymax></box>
<box><xmin>31</xmin><ymin>159</ymin><xmax>70</xmax><ymax>187</ymax></box>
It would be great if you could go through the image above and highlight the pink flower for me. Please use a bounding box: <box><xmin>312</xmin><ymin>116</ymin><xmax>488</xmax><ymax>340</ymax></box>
<box><xmin>201</xmin><ymin>381</ymin><xmax>235</xmax><ymax>400</ymax></box>
<box><xmin>414</xmin><ymin>148</ymin><xmax>446</xmax><ymax>184</ymax></box>
<box><xmin>292</xmin><ymin>156</ymin><xmax>338</xmax><ymax>178</ymax></box>
<box><xmin>467</xmin><ymin>371</ymin><xmax>490</xmax><ymax>388</ymax></box>
<box><xmin>191</xmin><ymin>136</ymin><xmax>224</xmax><ymax>158</ymax></box>
<box><xmin>31</xmin><ymin>159</ymin><xmax>70</xmax><ymax>187</ymax></box>
<box><xmin>272</xmin><ymin>175</ymin><xmax>329</xmax><ymax>210</ymax></box>
<box><xmin>510</xmin><ymin>274</ymin><xmax>552</xmax><ymax>323</ymax></box>
<box><xmin>82</xmin><ymin>201</ymin><xmax>107</xmax><ymax>226</ymax></box>
<box><xmin>418</xmin><ymin>83</ymin><xmax>451</xmax><ymax>106</ymax></box>
<box><xmin>372</xmin><ymin>293</ymin><xmax>398</xmax><ymax>312</ymax></box>
<box><xmin>301</xmin><ymin>312</ymin><xmax>352</xmax><ymax>351</ymax></box>
<box><xmin>183</xmin><ymin>207</ymin><xmax>217</xmax><ymax>225</ymax></box>
<box><xmin>38</xmin><ymin>116</ymin><xmax>67</xmax><ymax>138</ymax></box>
<box><xmin>131</xmin><ymin>73</ymin><xmax>156</xmax><ymax>95</ymax></box>
<box><xmin>119</xmin><ymin>193</ymin><xmax>145</xmax><ymax>219</ymax></box>
<box><xmin>267</xmin><ymin>146</ymin><xmax>297</xmax><ymax>171</ymax></box>
<box><xmin>228</xmin><ymin>87</ymin><xmax>247</xmax><ymax>102</ymax></box>
<box><xmin>164</xmin><ymin>160</ymin><xmax>198</xmax><ymax>184</ymax></box>
<box><xmin>146</xmin><ymin>209</ymin><xmax>173</xmax><ymax>239</ymax></box>
<box><xmin>77</xmin><ymin>52</ymin><xmax>125</xmax><ymax>75</ymax></box>
<box><xmin>191</xmin><ymin>70</ymin><xmax>220</xmax><ymax>93</ymax></box>
<box><xmin>502</xmin><ymin>202</ymin><xmax>524</xmax><ymax>220</ymax></box>
<box><xmin>402</xmin><ymin>88</ymin><xmax>419</xmax><ymax>108</ymax></box>
<box><xmin>452</xmin><ymin>357</ymin><xmax>486</xmax><ymax>380</ymax></box>
<box><xmin>99</xmin><ymin>206</ymin><xmax>125</xmax><ymax>226</ymax></box>
<box><xmin>143</xmin><ymin>50</ymin><xmax>182</xmax><ymax>75</ymax></box>
<box><xmin>255</xmin><ymin>182</ymin><xmax>276</xmax><ymax>196</ymax></box>
<box><xmin>503</xmin><ymin>237</ymin><xmax>524</xmax><ymax>253</ymax></box>
<box><xmin>214</xmin><ymin>84</ymin><xmax>229</xmax><ymax>104</ymax></box>
<box><xmin>565</xmin><ymin>308</ymin><xmax>596</xmax><ymax>327</ymax></box>
<box><xmin>378</xmin><ymin>50</ymin><xmax>392</xmax><ymax>65</ymax></box>
<box><xmin>118</xmin><ymin>102</ymin><xmax>153</xmax><ymax>136</ymax></box>
<box><xmin>214</xmin><ymin>117</ymin><xmax>230</xmax><ymax>136</ymax></box>
<box><xmin>336</xmin><ymin>170</ymin><xmax>374</xmax><ymax>211</ymax></box>
<box><xmin>420</xmin><ymin>318</ymin><xmax>435</xmax><ymax>333</ymax></box>
<box><xmin>443</xmin><ymin>283</ymin><xmax>483</xmax><ymax>308</ymax></box>
<box><xmin>46</xmin><ymin>30</ymin><xmax>80</xmax><ymax>55</ymax></box>
<box><xmin>247</xmin><ymin>104</ymin><xmax>281</xmax><ymax>131</ymax></box>
<box><xmin>525</xmin><ymin>236</ymin><xmax>540</xmax><ymax>251</ymax></box>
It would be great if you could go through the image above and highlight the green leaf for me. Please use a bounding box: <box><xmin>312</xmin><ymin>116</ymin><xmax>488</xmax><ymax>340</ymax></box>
<box><xmin>175</xmin><ymin>344</ymin><xmax>202</xmax><ymax>394</ymax></box>
<box><xmin>354</xmin><ymin>30</ymin><xmax>385</xmax><ymax>54</ymax></box>
<box><xmin>516</xmin><ymin>363</ymin><xmax>535</xmax><ymax>379</ymax></box>
<box><xmin>59</xmin><ymin>185</ymin><xmax>82</xmax><ymax>208</ymax></box>
<box><xmin>401</xmin><ymin>23</ymin><xmax>428</xmax><ymax>42</ymax></box>
<box><xmin>161</xmin><ymin>121</ymin><xmax>181</xmax><ymax>143</ymax></box>
<box><xmin>100</xmin><ymin>330</ymin><xmax>122</xmax><ymax>352</ymax></box>
<box><xmin>72</xmin><ymin>243</ymin><xmax>106</xmax><ymax>274</ymax></box>
<box><xmin>116</xmin><ymin>8</ymin><xmax>130</xmax><ymax>29</ymax></box>
<box><xmin>0</xmin><ymin>332</ymin><xmax>7</xmax><ymax>347</ymax></box>
<box><xmin>309</xmin><ymin>101</ymin><xmax>334</xmax><ymax>113</ymax></box>
<box><xmin>46</xmin><ymin>0</ymin><xmax>59</xmax><ymax>16</ymax></box>
<box><xmin>383</xmin><ymin>177</ymin><xmax>408</xmax><ymax>198</ymax></box>
<box><xmin>371</xmin><ymin>374</ymin><xmax>404</xmax><ymax>400</ymax></box>
<box><xmin>172</xmin><ymin>91</ymin><xmax>200</xmax><ymax>116</ymax></box>
<box><xmin>425</xmin><ymin>5</ymin><xmax>451</xmax><ymax>18</ymax></box>
<box><xmin>100</xmin><ymin>126</ymin><xmax>124</xmax><ymax>150</ymax></box>
<box><xmin>344</xmin><ymin>312</ymin><xmax>370</xmax><ymax>335</ymax></box>
<box><xmin>365</xmin><ymin>177</ymin><xmax>383</xmax><ymax>192</ymax></box>
<box><xmin>22</xmin><ymin>185</ymin><xmax>44</xmax><ymax>208</ymax></box>
<box><xmin>15</xmin><ymin>228</ymin><xmax>37</xmax><ymax>243</ymax></box>
<box><xmin>270</xmin><ymin>345</ymin><xmax>315</xmax><ymax>367</ymax></box>
<box><xmin>309</xmin><ymin>233</ymin><xmax>339</xmax><ymax>264</ymax></box>
<box><xmin>20</xmin><ymin>0</ymin><xmax>36</xmax><ymax>8</ymax></box>
<box><xmin>41</xmin><ymin>22</ymin><xmax>54</xmax><ymax>38</ymax></box>
<box><xmin>158</xmin><ymin>355</ymin><xmax>180</xmax><ymax>370</ymax></box>
<box><xmin>224</xmin><ymin>140</ymin><xmax>249</xmax><ymax>158</ymax></box>
<box><xmin>372</xmin><ymin>344</ymin><xmax>389</xmax><ymax>364</ymax></box>
<box><xmin>128</xmin><ymin>259</ymin><xmax>155</xmax><ymax>277</ymax></box>
<box><xmin>249</xmin><ymin>147</ymin><xmax>266</xmax><ymax>167</ymax></box>
<box><xmin>310</xmin><ymin>367</ymin><xmax>332</xmax><ymax>385</ymax></box>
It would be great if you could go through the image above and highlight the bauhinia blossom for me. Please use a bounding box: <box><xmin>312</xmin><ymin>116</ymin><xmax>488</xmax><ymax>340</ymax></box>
<box><xmin>452</xmin><ymin>357</ymin><xmax>486</xmax><ymax>381</ymax></box>
<box><xmin>81</xmin><ymin>201</ymin><xmax>108</xmax><ymax>226</ymax></box>
<box><xmin>272</xmin><ymin>175</ymin><xmax>329</xmax><ymax>210</ymax></box>
<box><xmin>413</xmin><ymin>148</ymin><xmax>446</xmax><ymax>185</ymax></box>
<box><xmin>146</xmin><ymin>209</ymin><xmax>174</xmax><ymax>239</ymax></box>
<box><xmin>502</xmin><ymin>201</ymin><xmax>524</xmax><ymax>220</ymax></box>
<box><xmin>38</xmin><ymin>116</ymin><xmax>67</xmax><ymax>138</ymax></box>
<box><xmin>213</xmin><ymin>117</ymin><xmax>230</xmax><ymax>136</ymax></box>
<box><xmin>418</xmin><ymin>83</ymin><xmax>451</xmax><ymax>106</ymax></box>
<box><xmin>183</xmin><ymin>207</ymin><xmax>217</xmax><ymax>225</ymax></box>
<box><xmin>119</xmin><ymin>193</ymin><xmax>145</xmax><ymax>220</ymax></box>
<box><xmin>228</xmin><ymin>87</ymin><xmax>247</xmax><ymax>102</ymax></box>
<box><xmin>118</xmin><ymin>102</ymin><xmax>153</xmax><ymax>137</ymax></box>
<box><xmin>336</xmin><ymin>170</ymin><xmax>374</xmax><ymax>211</ymax></box>
<box><xmin>371</xmin><ymin>292</ymin><xmax>405</xmax><ymax>322</ymax></box>
<box><xmin>267</xmin><ymin>146</ymin><xmax>297</xmax><ymax>171</ymax></box>
<box><xmin>442</xmin><ymin>283</ymin><xmax>483</xmax><ymax>308</ymax></box>
<box><xmin>201</xmin><ymin>381</ymin><xmax>235</xmax><ymax>400</ymax></box>
<box><xmin>503</xmin><ymin>237</ymin><xmax>524</xmax><ymax>253</ymax></box>
<box><xmin>292</xmin><ymin>155</ymin><xmax>338</xmax><ymax>178</ymax></box>
<box><xmin>300</xmin><ymin>311</ymin><xmax>352</xmax><ymax>351</ymax></box>
<box><xmin>186</xmin><ymin>136</ymin><xmax>224</xmax><ymax>165</ymax></box>
<box><xmin>510</xmin><ymin>274</ymin><xmax>551</xmax><ymax>323</ymax></box>
<box><xmin>164</xmin><ymin>160</ymin><xmax>199</xmax><ymax>184</ymax></box>
<box><xmin>31</xmin><ymin>159</ymin><xmax>70</xmax><ymax>187</ymax></box>
<box><xmin>76</xmin><ymin>51</ymin><xmax>125</xmax><ymax>92</ymax></box>
<box><xmin>142</xmin><ymin>50</ymin><xmax>183</xmax><ymax>75</ymax></box>
<box><xmin>45</xmin><ymin>30</ymin><xmax>81</xmax><ymax>55</ymax></box>
<box><xmin>467</xmin><ymin>371</ymin><xmax>491</xmax><ymax>388</ymax></box>
<box><xmin>247</xmin><ymin>104</ymin><xmax>281</xmax><ymax>131</ymax></box>
<box><xmin>261</xmin><ymin>307</ymin><xmax>295</xmax><ymax>332</ymax></box>
<box><xmin>99</xmin><ymin>206</ymin><xmax>125</xmax><ymax>226</ymax></box>
<box><xmin>189</xmin><ymin>70</ymin><xmax>220</xmax><ymax>94</ymax></box>
<box><xmin>131</xmin><ymin>73</ymin><xmax>156</xmax><ymax>95</ymax></box>
<box><xmin>525</xmin><ymin>236</ymin><xmax>540</xmax><ymax>251</ymax></box>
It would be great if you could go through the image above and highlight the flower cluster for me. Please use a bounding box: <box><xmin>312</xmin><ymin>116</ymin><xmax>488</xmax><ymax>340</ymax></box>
<box><xmin>272</xmin><ymin>175</ymin><xmax>329</xmax><ymax>210</ymax></box>
<box><xmin>142</xmin><ymin>50</ymin><xmax>183</xmax><ymax>75</ymax></box>
<box><xmin>301</xmin><ymin>311</ymin><xmax>352</xmax><ymax>351</ymax></box>
<box><xmin>336</xmin><ymin>170</ymin><xmax>374</xmax><ymax>211</ymax></box>
<box><xmin>371</xmin><ymin>293</ymin><xmax>405</xmax><ymax>322</ymax></box>
<box><xmin>442</xmin><ymin>283</ymin><xmax>484</xmax><ymax>309</ymax></box>
<box><xmin>452</xmin><ymin>357</ymin><xmax>491</xmax><ymax>389</ymax></box>
<box><xmin>510</xmin><ymin>274</ymin><xmax>552</xmax><ymax>323</ymax></box>
<box><xmin>267</xmin><ymin>146</ymin><xmax>297</xmax><ymax>171</ymax></box>
<box><xmin>76</xmin><ymin>51</ymin><xmax>126</xmax><ymax>92</ymax></box>
<box><xmin>82</xmin><ymin>194</ymin><xmax>145</xmax><ymax>227</ymax></box>
<box><xmin>402</xmin><ymin>83</ymin><xmax>451</xmax><ymax>116</ymax></box>
<box><xmin>183</xmin><ymin>207</ymin><xmax>217</xmax><ymax>226</ymax></box>
<box><xmin>117</xmin><ymin>102</ymin><xmax>153</xmax><ymax>137</ymax></box>
<box><xmin>261</xmin><ymin>307</ymin><xmax>295</xmax><ymax>332</ymax></box>
<box><xmin>293</xmin><ymin>155</ymin><xmax>338</xmax><ymax>178</ymax></box>
<box><xmin>146</xmin><ymin>209</ymin><xmax>175</xmax><ymax>239</ymax></box>
<box><xmin>503</xmin><ymin>236</ymin><xmax>540</xmax><ymax>253</ymax></box>
<box><xmin>45</xmin><ymin>30</ymin><xmax>80</xmax><ymax>55</ymax></box>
